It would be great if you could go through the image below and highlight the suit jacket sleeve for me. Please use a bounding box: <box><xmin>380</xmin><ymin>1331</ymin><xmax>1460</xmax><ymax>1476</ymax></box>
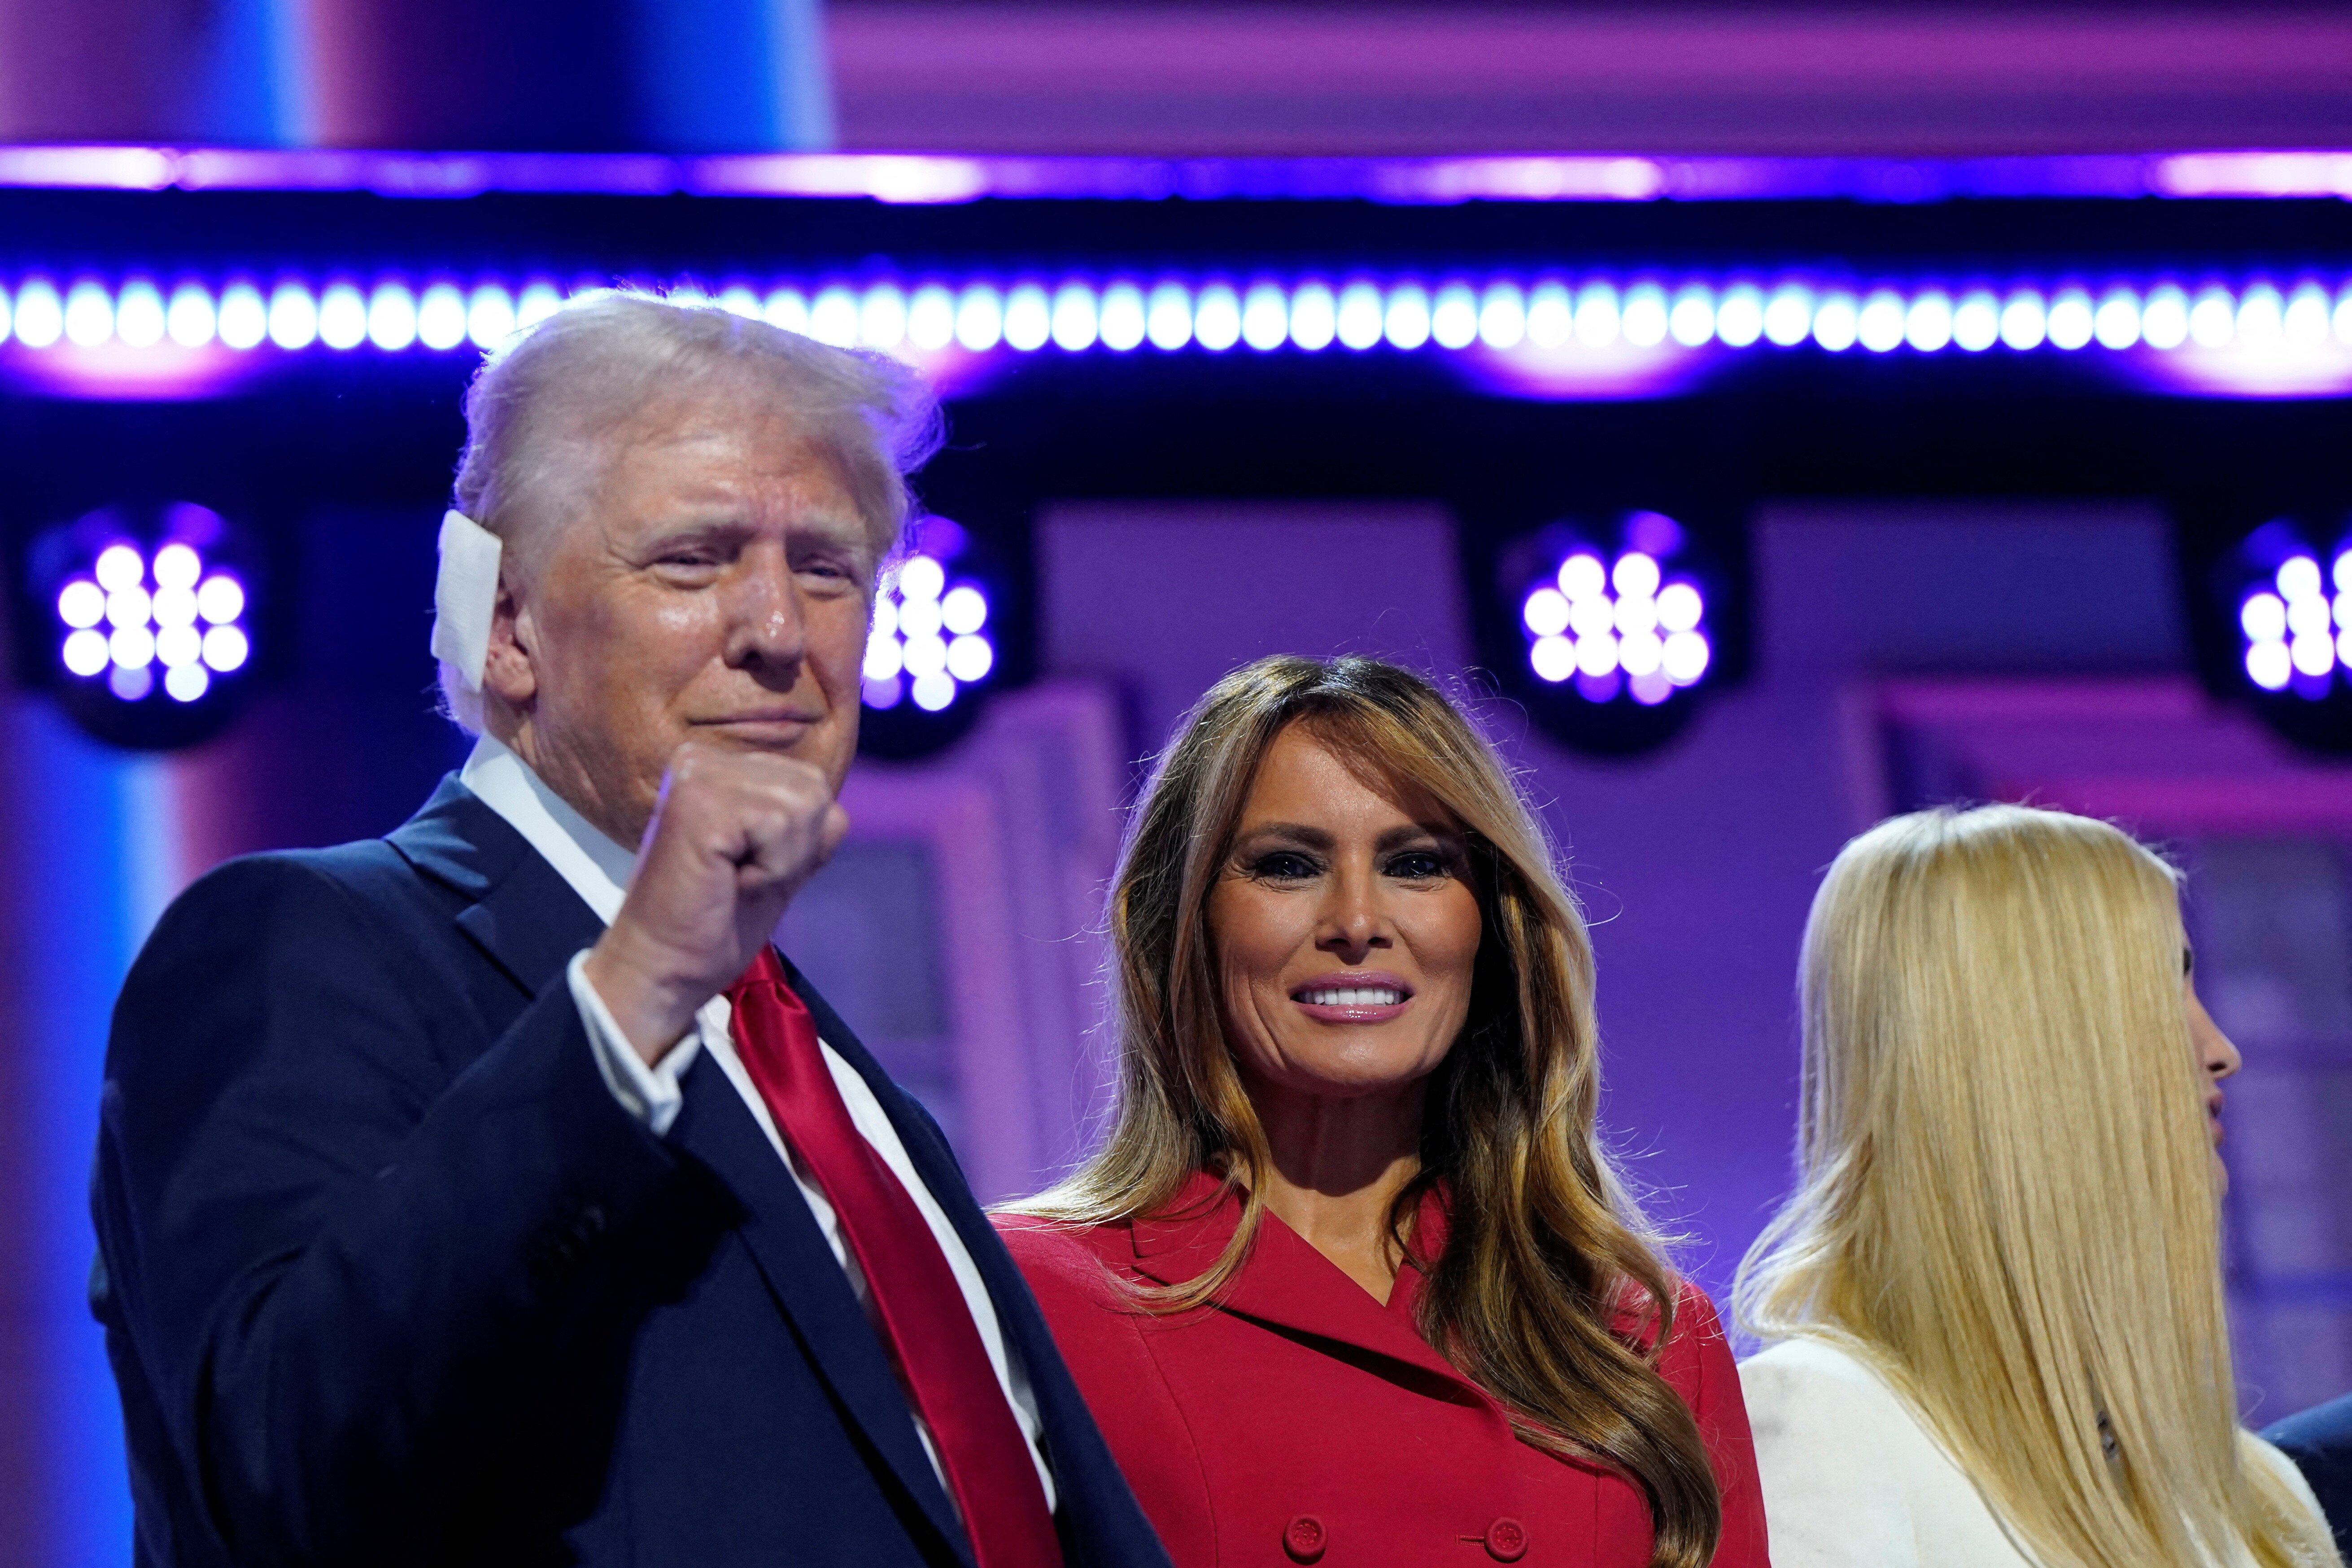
<box><xmin>93</xmin><ymin>853</ymin><xmax>690</xmax><ymax>1568</ymax></box>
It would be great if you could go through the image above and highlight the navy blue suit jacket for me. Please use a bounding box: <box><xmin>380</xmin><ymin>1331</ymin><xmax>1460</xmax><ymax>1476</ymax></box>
<box><xmin>92</xmin><ymin>777</ymin><xmax>1172</xmax><ymax>1568</ymax></box>
<box><xmin>2268</xmin><ymin>1392</ymin><xmax>2352</xmax><ymax>1559</ymax></box>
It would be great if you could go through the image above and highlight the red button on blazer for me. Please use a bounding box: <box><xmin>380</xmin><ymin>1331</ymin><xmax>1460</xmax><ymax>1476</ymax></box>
<box><xmin>1483</xmin><ymin>1516</ymin><xmax>1528</xmax><ymax>1562</ymax></box>
<box><xmin>997</xmin><ymin>1172</ymin><xmax>1772</xmax><ymax>1568</ymax></box>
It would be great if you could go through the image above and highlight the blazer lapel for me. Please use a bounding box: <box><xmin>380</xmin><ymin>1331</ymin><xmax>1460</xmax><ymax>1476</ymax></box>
<box><xmin>1129</xmin><ymin>1174</ymin><xmax>1493</xmax><ymax>1410</ymax></box>
<box><xmin>666</xmin><ymin>1051</ymin><xmax>971</xmax><ymax>1564</ymax></box>
<box><xmin>387</xmin><ymin>775</ymin><xmax>604</xmax><ymax>998</ymax></box>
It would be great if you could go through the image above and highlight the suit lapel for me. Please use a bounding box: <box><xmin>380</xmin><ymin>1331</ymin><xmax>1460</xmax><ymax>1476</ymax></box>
<box><xmin>388</xmin><ymin>776</ymin><xmax>605</xmax><ymax>998</ymax></box>
<box><xmin>666</xmin><ymin>1050</ymin><xmax>971</xmax><ymax>1563</ymax></box>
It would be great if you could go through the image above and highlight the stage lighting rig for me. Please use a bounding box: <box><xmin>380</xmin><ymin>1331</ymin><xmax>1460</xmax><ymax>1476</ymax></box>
<box><xmin>14</xmin><ymin>502</ymin><xmax>259</xmax><ymax>750</ymax></box>
<box><xmin>1469</xmin><ymin>506</ymin><xmax>1745</xmax><ymax>757</ymax></box>
<box><xmin>2202</xmin><ymin>513</ymin><xmax>2352</xmax><ymax>755</ymax></box>
<box><xmin>857</xmin><ymin>514</ymin><xmax>1005</xmax><ymax>761</ymax></box>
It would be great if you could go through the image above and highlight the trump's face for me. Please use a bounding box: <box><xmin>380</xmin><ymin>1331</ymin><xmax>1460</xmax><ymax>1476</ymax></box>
<box><xmin>483</xmin><ymin>378</ymin><xmax>877</xmax><ymax>848</ymax></box>
<box><xmin>1208</xmin><ymin>723</ymin><xmax>1484</xmax><ymax>1110</ymax></box>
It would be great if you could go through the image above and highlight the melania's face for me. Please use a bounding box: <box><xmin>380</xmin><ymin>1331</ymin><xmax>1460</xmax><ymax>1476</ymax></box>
<box><xmin>1208</xmin><ymin>723</ymin><xmax>1484</xmax><ymax>1108</ymax></box>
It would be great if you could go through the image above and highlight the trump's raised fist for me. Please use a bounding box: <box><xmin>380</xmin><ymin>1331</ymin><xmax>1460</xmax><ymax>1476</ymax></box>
<box><xmin>582</xmin><ymin>741</ymin><xmax>849</xmax><ymax>1065</ymax></box>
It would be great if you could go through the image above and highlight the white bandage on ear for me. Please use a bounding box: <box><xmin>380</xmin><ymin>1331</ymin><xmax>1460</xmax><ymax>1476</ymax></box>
<box><xmin>430</xmin><ymin>509</ymin><xmax>504</xmax><ymax>693</ymax></box>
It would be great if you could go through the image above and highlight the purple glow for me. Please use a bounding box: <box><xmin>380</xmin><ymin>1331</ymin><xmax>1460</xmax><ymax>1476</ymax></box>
<box><xmin>2122</xmin><ymin>340</ymin><xmax>2352</xmax><ymax>399</ymax></box>
<box><xmin>0</xmin><ymin>145</ymin><xmax>2341</xmax><ymax>206</ymax></box>
<box><xmin>2155</xmin><ymin>152</ymin><xmax>2352</xmax><ymax>199</ymax></box>
<box><xmin>1</xmin><ymin>340</ymin><xmax>263</xmax><ymax>401</ymax></box>
<box><xmin>1459</xmin><ymin>339</ymin><xmax>1712</xmax><ymax>402</ymax></box>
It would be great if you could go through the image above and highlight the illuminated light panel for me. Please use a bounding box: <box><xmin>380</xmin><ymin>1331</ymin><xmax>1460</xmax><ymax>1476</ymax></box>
<box><xmin>1521</xmin><ymin>519</ymin><xmax>1712</xmax><ymax>705</ymax></box>
<box><xmin>1</xmin><ymin>271</ymin><xmax>2347</xmax><ymax>397</ymax></box>
<box><xmin>2239</xmin><ymin>544</ymin><xmax>2352</xmax><ymax>696</ymax></box>
<box><xmin>862</xmin><ymin>548</ymin><xmax>993</xmax><ymax>712</ymax></box>
<box><xmin>52</xmin><ymin>538</ymin><xmax>251</xmax><ymax>703</ymax></box>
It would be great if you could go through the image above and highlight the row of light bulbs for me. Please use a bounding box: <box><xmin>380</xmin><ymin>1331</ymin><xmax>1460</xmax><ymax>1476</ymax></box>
<box><xmin>5</xmin><ymin>273</ymin><xmax>2352</xmax><ymax>358</ymax></box>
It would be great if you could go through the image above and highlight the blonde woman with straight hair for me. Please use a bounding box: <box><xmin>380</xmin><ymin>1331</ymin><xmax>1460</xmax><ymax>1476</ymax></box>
<box><xmin>995</xmin><ymin>655</ymin><xmax>1769</xmax><ymax>1568</ymax></box>
<box><xmin>1735</xmin><ymin>803</ymin><xmax>2338</xmax><ymax>1568</ymax></box>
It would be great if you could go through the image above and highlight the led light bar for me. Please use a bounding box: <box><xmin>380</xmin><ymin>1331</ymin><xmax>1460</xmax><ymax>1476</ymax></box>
<box><xmin>4</xmin><ymin>146</ymin><xmax>2352</xmax><ymax>205</ymax></box>
<box><xmin>8</xmin><ymin>272</ymin><xmax>2352</xmax><ymax>360</ymax></box>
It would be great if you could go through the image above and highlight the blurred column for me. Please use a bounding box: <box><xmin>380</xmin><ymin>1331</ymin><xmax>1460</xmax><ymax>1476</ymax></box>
<box><xmin>0</xmin><ymin>703</ymin><xmax>193</xmax><ymax>1568</ymax></box>
<box><xmin>0</xmin><ymin>0</ymin><xmax>832</xmax><ymax>149</ymax></box>
<box><xmin>0</xmin><ymin>0</ymin><xmax>298</xmax><ymax>142</ymax></box>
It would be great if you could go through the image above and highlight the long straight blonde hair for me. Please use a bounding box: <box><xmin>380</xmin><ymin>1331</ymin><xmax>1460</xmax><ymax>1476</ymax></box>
<box><xmin>1018</xmin><ymin>655</ymin><xmax>1724</xmax><ymax>1568</ymax></box>
<box><xmin>1736</xmin><ymin>804</ymin><xmax>2337</xmax><ymax>1568</ymax></box>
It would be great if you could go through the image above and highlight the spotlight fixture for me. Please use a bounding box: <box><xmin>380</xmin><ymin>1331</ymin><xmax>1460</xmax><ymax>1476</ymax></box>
<box><xmin>15</xmin><ymin>502</ymin><xmax>258</xmax><ymax>748</ymax></box>
<box><xmin>1469</xmin><ymin>506</ymin><xmax>1746</xmax><ymax>757</ymax></box>
<box><xmin>2204</xmin><ymin>513</ymin><xmax>2352</xmax><ymax>754</ymax></box>
<box><xmin>2238</xmin><ymin>546</ymin><xmax>2351</xmax><ymax>695</ymax></box>
<box><xmin>1516</xmin><ymin>516</ymin><xmax>1714</xmax><ymax>708</ymax></box>
<box><xmin>857</xmin><ymin>515</ymin><xmax>1002</xmax><ymax>760</ymax></box>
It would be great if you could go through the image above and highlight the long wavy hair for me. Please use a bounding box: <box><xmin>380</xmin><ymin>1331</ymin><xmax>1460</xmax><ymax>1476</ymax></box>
<box><xmin>1735</xmin><ymin>804</ymin><xmax>2337</xmax><ymax>1568</ymax></box>
<box><xmin>1017</xmin><ymin>655</ymin><xmax>1724</xmax><ymax>1568</ymax></box>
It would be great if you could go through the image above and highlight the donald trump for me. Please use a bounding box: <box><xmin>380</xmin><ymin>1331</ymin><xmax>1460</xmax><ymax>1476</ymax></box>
<box><xmin>92</xmin><ymin>293</ymin><xmax>1170</xmax><ymax>1568</ymax></box>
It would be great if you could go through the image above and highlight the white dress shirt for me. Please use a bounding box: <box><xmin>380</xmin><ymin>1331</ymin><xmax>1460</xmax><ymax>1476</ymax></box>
<box><xmin>1740</xmin><ymin>1337</ymin><xmax>2326</xmax><ymax>1568</ymax></box>
<box><xmin>458</xmin><ymin>736</ymin><xmax>1055</xmax><ymax>1511</ymax></box>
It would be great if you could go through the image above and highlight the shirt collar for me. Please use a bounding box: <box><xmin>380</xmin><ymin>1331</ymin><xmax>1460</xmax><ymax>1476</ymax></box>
<box><xmin>456</xmin><ymin>734</ymin><xmax>637</xmax><ymax>925</ymax></box>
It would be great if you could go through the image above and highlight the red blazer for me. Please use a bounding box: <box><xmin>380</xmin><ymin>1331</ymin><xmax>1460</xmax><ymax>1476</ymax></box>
<box><xmin>997</xmin><ymin>1173</ymin><xmax>1770</xmax><ymax>1568</ymax></box>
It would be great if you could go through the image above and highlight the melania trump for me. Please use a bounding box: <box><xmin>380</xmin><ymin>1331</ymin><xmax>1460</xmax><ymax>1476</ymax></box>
<box><xmin>996</xmin><ymin>655</ymin><xmax>1769</xmax><ymax>1568</ymax></box>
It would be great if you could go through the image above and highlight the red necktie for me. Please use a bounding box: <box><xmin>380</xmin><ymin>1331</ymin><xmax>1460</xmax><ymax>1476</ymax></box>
<box><xmin>726</xmin><ymin>948</ymin><xmax>1063</xmax><ymax>1568</ymax></box>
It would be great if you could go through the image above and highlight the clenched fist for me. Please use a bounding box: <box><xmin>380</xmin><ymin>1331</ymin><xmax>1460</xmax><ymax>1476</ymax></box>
<box><xmin>582</xmin><ymin>741</ymin><xmax>849</xmax><ymax>1064</ymax></box>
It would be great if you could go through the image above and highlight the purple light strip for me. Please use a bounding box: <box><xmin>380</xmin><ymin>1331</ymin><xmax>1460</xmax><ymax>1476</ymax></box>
<box><xmin>2</xmin><ymin>145</ymin><xmax>2351</xmax><ymax>205</ymax></box>
<box><xmin>7</xmin><ymin>271</ymin><xmax>2350</xmax><ymax>357</ymax></box>
<box><xmin>11</xmin><ymin>271</ymin><xmax>2352</xmax><ymax>402</ymax></box>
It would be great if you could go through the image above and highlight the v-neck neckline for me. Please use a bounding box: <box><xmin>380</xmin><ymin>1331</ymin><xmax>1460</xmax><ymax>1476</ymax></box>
<box><xmin>1126</xmin><ymin>1171</ymin><xmax>1479</xmax><ymax>1400</ymax></box>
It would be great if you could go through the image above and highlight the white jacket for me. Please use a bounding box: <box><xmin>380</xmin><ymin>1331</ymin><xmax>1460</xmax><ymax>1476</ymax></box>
<box><xmin>1740</xmin><ymin>1338</ymin><xmax>2329</xmax><ymax>1567</ymax></box>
